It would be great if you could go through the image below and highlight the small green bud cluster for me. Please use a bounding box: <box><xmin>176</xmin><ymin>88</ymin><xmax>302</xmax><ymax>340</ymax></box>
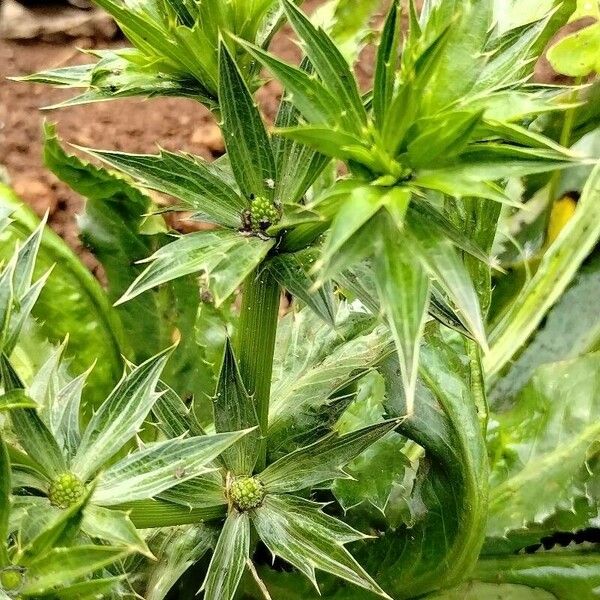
<box><xmin>249</xmin><ymin>197</ymin><xmax>280</xmax><ymax>232</ymax></box>
<box><xmin>48</xmin><ymin>472</ymin><xmax>85</xmax><ymax>509</ymax></box>
<box><xmin>0</xmin><ymin>567</ymin><xmax>25</xmax><ymax>593</ymax></box>
<box><xmin>229</xmin><ymin>476</ymin><xmax>265</xmax><ymax>511</ymax></box>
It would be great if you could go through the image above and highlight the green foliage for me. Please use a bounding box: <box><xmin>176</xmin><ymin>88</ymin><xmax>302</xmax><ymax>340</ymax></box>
<box><xmin>4</xmin><ymin>0</ymin><xmax>600</xmax><ymax>598</ymax></box>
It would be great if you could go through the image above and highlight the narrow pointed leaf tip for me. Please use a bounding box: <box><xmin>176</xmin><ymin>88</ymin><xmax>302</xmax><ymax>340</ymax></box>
<box><xmin>260</xmin><ymin>419</ymin><xmax>400</xmax><ymax>493</ymax></box>
<box><xmin>253</xmin><ymin>495</ymin><xmax>391</xmax><ymax>598</ymax></box>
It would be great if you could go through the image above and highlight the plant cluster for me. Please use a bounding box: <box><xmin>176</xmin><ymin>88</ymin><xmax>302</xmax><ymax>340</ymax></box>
<box><xmin>1</xmin><ymin>0</ymin><xmax>600</xmax><ymax>599</ymax></box>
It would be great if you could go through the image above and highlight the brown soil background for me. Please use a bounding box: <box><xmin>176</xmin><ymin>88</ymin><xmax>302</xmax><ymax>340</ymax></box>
<box><xmin>0</xmin><ymin>2</ymin><xmax>567</xmax><ymax>273</ymax></box>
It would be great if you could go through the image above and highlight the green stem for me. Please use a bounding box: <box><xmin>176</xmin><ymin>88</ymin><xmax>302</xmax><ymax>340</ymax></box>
<box><xmin>235</xmin><ymin>268</ymin><xmax>280</xmax><ymax>473</ymax></box>
<box><xmin>467</xmin><ymin>340</ymin><xmax>488</xmax><ymax>432</ymax></box>
<box><xmin>546</xmin><ymin>80</ymin><xmax>581</xmax><ymax>215</ymax></box>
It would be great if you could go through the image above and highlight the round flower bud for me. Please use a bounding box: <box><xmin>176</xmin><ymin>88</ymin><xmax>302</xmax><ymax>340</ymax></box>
<box><xmin>0</xmin><ymin>567</ymin><xmax>25</xmax><ymax>592</ymax></box>
<box><xmin>250</xmin><ymin>197</ymin><xmax>280</xmax><ymax>232</ymax></box>
<box><xmin>48</xmin><ymin>472</ymin><xmax>85</xmax><ymax>509</ymax></box>
<box><xmin>229</xmin><ymin>476</ymin><xmax>265</xmax><ymax>511</ymax></box>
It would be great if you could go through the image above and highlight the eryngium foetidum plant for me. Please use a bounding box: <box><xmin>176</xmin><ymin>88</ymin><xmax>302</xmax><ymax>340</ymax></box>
<box><xmin>5</xmin><ymin>0</ymin><xmax>599</xmax><ymax>599</ymax></box>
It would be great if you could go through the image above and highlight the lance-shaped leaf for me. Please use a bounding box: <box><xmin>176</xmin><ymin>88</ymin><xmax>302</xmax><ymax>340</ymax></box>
<box><xmin>406</xmin><ymin>216</ymin><xmax>487</xmax><ymax>349</ymax></box>
<box><xmin>152</xmin><ymin>380</ymin><xmax>204</xmax><ymax>440</ymax></box>
<box><xmin>373</xmin><ymin>0</ymin><xmax>401</xmax><ymax>128</ymax></box>
<box><xmin>271</xmin><ymin>67</ymin><xmax>331</xmax><ymax>205</ymax></box>
<box><xmin>268</xmin><ymin>304</ymin><xmax>394</xmax><ymax>457</ymax></box>
<box><xmin>145</xmin><ymin>525</ymin><xmax>215</xmax><ymax>600</ymax></box>
<box><xmin>93</xmin><ymin>430</ymin><xmax>250</xmax><ymax>505</ymax></box>
<box><xmin>252</xmin><ymin>494</ymin><xmax>389</xmax><ymax>598</ymax></box>
<box><xmin>219</xmin><ymin>41</ymin><xmax>276</xmax><ymax>201</ymax></box>
<box><xmin>18</xmin><ymin>45</ymin><xmax>215</xmax><ymax>109</ymax></box>
<box><xmin>408</xmin><ymin>202</ymin><xmax>491</xmax><ymax>265</ymax></box>
<box><xmin>158</xmin><ymin>472</ymin><xmax>226</xmax><ymax>509</ymax></box>
<box><xmin>82</xmin><ymin>504</ymin><xmax>151</xmax><ymax>557</ymax></box>
<box><xmin>317</xmin><ymin>185</ymin><xmax>387</xmax><ymax>283</ymax></box>
<box><xmin>71</xmin><ymin>346</ymin><xmax>173</xmax><ymax>480</ymax></box>
<box><xmin>374</xmin><ymin>221</ymin><xmax>430</xmax><ymax>416</ymax></box>
<box><xmin>81</xmin><ymin>148</ymin><xmax>246</xmax><ymax>228</ymax></box>
<box><xmin>10</xmin><ymin>407</ymin><xmax>66</xmax><ymax>480</ymax></box>
<box><xmin>420</xmin><ymin>112</ymin><xmax>487</xmax><ymax>166</ymax></box>
<box><xmin>16</xmin><ymin>486</ymin><xmax>93</xmax><ymax>566</ymax></box>
<box><xmin>116</xmin><ymin>230</ymin><xmax>274</xmax><ymax>308</ymax></box>
<box><xmin>31</xmin><ymin>576</ymin><xmax>127</xmax><ymax>600</ymax></box>
<box><xmin>237</xmin><ymin>39</ymin><xmax>343</xmax><ymax>127</ymax></box>
<box><xmin>274</xmin><ymin>125</ymin><xmax>373</xmax><ymax>165</ymax></box>
<box><xmin>213</xmin><ymin>341</ymin><xmax>260</xmax><ymax>475</ymax></box>
<box><xmin>202</xmin><ymin>511</ymin><xmax>250</xmax><ymax>600</ymax></box>
<box><xmin>0</xmin><ymin>434</ymin><xmax>10</xmax><ymax>566</ymax></box>
<box><xmin>260</xmin><ymin>420</ymin><xmax>399</xmax><ymax>493</ymax></box>
<box><xmin>0</xmin><ymin>186</ymin><xmax>123</xmax><ymax>407</ymax></box>
<box><xmin>20</xmin><ymin>546</ymin><xmax>130</xmax><ymax>596</ymax></box>
<box><xmin>9</xmin><ymin>214</ymin><xmax>45</xmax><ymax>300</ymax></box>
<box><xmin>267</xmin><ymin>249</ymin><xmax>336</xmax><ymax>326</ymax></box>
<box><xmin>0</xmin><ymin>353</ymin><xmax>23</xmax><ymax>393</ymax></box>
<box><xmin>282</xmin><ymin>0</ymin><xmax>367</xmax><ymax>133</ymax></box>
<box><xmin>54</xmin><ymin>369</ymin><xmax>88</xmax><ymax>461</ymax></box>
<box><xmin>486</xmin><ymin>162</ymin><xmax>600</xmax><ymax>376</ymax></box>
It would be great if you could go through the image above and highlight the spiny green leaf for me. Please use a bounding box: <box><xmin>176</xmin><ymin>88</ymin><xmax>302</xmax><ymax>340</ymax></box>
<box><xmin>93</xmin><ymin>430</ymin><xmax>250</xmax><ymax>505</ymax></box>
<box><xmin>469</xmin><ymin>551</ymin><xmax>600</xmax><ymax>600</ymax></box>
<box><xmin>487</xmin><ymin>352</ymin><xmax>600</xmax><ymax>544</ymax></box>
<box><xmin>158</xmin><ymin>472</ymin><xmax>226</xmax><ymax>509</ymax></box>
<box><xmin>10</xmin><ymin>406</ymin><xmax>66</xmax><ymax>480</ymax></box>
<box><xmin>71</xmin><ymin>346</ymin><xmax>173</xmax><ymax>481</ymax></box>
<box><xmin>253</xmin><ymin>494</ymin><xmax>389</xmax><ymax>598</ymax></box>
<box><xmin>282</xmin><ymin>0</ymin><xmax>367</xmax><ymax>133</ymax></box>
<box><xmin>373</xmin><ymin>0</ymin><xmax>401</xmax><ymax>129</ymax></box>
<box><xmin>274</xmin><ymin>125</ymin><xmax>372</xmax><ymax>167</ymax></box>
<box><xmin>82</xmin><ymin>504</ymin><xmax>151</xmax><ymax>557</ymax></box>
<box><xmin>260</xmin><ymin>420</ymin><xmax>399</xmax><ymax>493</ymax></box>
<box><xmin>219</xmin><ymin>41</ymin><xmax>276</xmax><ymax>201</ymax></box>
<box><xmin>238</xmin><ymin>40</ymin><xmax>342</xmax><ymax>127</ymax></box>
<box><xmin>213</xmin><ymin>341</ymin><xmax>260</xmax><ymax>475</ymax></box>
<box><xmin>119</xmin><ymin>498</ymin><xmax>225</xmax><ymax>529</ymax></box>
<box><xmin>0</xmin><ymin>185</ymin><xmax>123</xmax><ymax>407</ymax></box>
<box><xmin>268</xmin><ymin>304</ymin><xmax>394</xmax><ymax>457</ymax></box>
<box><xmin>406</xmin><ymin>217</ymin><xmax>487</xmax><ymax>349</ymax></box>
<box><xmin>21</xmin><ymin>546</ymin><xmax>130</xmax><ymax>596</ymax></box>
<box><xmin>145</xmin><ymin>525</ymin><xmax>215</xmax><ymax>600</ymax></box>
<box><xmin>491</xmin><ymin>252</ymin><xmax>600</xmax><ymax>404</ymax></box>
<box><xmin>152</xmin><ymin>380</ymin><xmax>205</xmax><ymax>440</ymax></box>
<box><xmin>202</xmin><ymin>511</ymin><xmax>250</xmax><ymax>600</ymax></box>
<box><xmin>407</xmin><ymin>111</ymin><xmax>484</xmax><ymax>169</ymax></box>
<box><xmin>31</xmin><ymin>576</ymin><xmax>127</xmax><ymax>600</ymax></box>
<box><xmin>19</xmin><ymin>49</ymin><xmax>213</xmax><ymax>109</ymax></box>
<box><xmin>16</xmin><ymin>486</ymin><xmax>93</xmax><ymax>566</ymax></box>
<box><xmin>267</xmin><ymin>249</ymin><xmax>336</xmax><ymax>327</ymax></box>
<box><xmin>271</xmin><ymin>91</ymin><xmax>331</xmax><ymax>205</ymax></box>
<box><xmin>354</xmin><ymin>331</ymin><xmax>489</xmax><ymax>599</ymax></box>
<box><xmin>0</xmin><ymin>390</ymin><xmax>37</xmax><ymax>412</ymax></box>
<box><xmin>81</xmin><ymin>147</ymin><xmax>246</xmax><ymax>228</ymax></box>
<box><xmin>318</xmin><ymin>185</ymin><xmax>386</xmax><ymax>282</ymax></box>
<box><xmin>116</xmin><ymin>230</ymin><xmax>274</xmax><ymax>308</ymax></box>
<box><xmin>374</xmin><ymin>219</ymin><xmax>430</xmax><ymax>415</ymax></box>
